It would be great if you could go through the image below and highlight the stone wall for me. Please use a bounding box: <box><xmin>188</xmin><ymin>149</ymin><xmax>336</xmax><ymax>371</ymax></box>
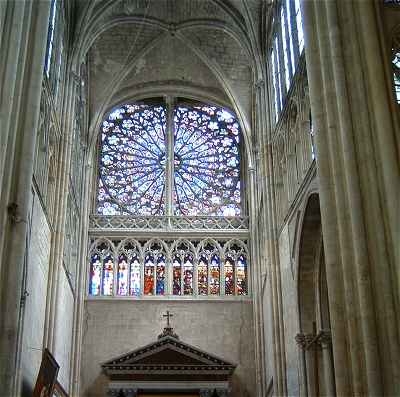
<box><xmin>81</xmin><ymin>299</ymin><xmax>256</xmax><ymax>397</ymax></box>
<box><xmin>278</xmin><ymin>224</ymin><xmax>300</xmax><ymax>397</ymax></box>
<box><xmin>20</xmin><ymin>192</ymin><xmax>51</xmax><ymax>395</ymax></box>
<box><xmin>262</xmin><ymin>278</ymin><xmax>274</xmax><ymax>393</ymax></box>
<box><xmin>53</xmin><ymin>268</ymin><xmax>74</xmax><ymax>392</ymax></box>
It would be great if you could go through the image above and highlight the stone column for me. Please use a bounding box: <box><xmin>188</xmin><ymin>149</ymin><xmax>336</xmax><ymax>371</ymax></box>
<box><xmin>304</xmin><ymin>334</ymin><xmax>317</xmax><ymax>397</ymax></box>
<box><xmin>302</xmin><ymin>0</ymin><xmax>400</xmax><ymax>395</ymax></box>
<box><xmin>69</xmin><ymin>162</ymin><xmax>92</xmax><ymax>396</ymax></box>
<box><xmin>262</xmin><ymin>141</ymin><xmax>287</xmax><ymax>396</ymax></box>
<box><xmin>295</xmin><ymin>333</ymin><xmax>308</xmax><ymax>397</ymax></box>
<box><xmin>0</xmin><ymin>2</ymin><xmax>51</xmax><ymax>395</ymax></box>
<box><xmin>318</xmin><ymin>330</ymin><xmax>335</xmax><ymax>397</ymax></box>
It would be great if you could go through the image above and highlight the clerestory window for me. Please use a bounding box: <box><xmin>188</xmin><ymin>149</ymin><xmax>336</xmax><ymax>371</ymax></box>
<box><xmin>393</xmin><ymin>50</ymin><xmax>400</xmax><ymax>104</ymax></box>
<box><xmin>270</xmin><ymin>0</ymin><xmax>304</xmax><ymax>123</ymax></box>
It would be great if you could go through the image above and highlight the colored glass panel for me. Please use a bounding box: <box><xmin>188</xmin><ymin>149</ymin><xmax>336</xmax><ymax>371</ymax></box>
<box><xmin>209</xmin><ymin>254</ymin><xmax>220</xmax><ymax>295</ymax></box>
<box><xmin>393</xmin><ymin>51</ymin><xmax>400</xmax><ymax>103</ymax></box>
<box><xmin>102</xmin><ymin>256</ymin><xmax>114</xmax><ymax>295</ymax></box>
<box><xmin>98</xmin><ymin>102</ymin><xmax>241</xmax><ymax>216</ymax></box>
<box><xmin>173</xmin><ymin>257</ymin><xmax>182</xmax><ymax>295</ymax></box>
<box><xmin>183</xmin><ymin>255</ymin><xmax>193</xmax><ymax>295</ymax></box>
<box><xmin>274</xmin><ymin>37</ymin><xmax>283</xmax><ymax>110</ymax></box>
<box><xmin>281</xmin><ymin>8</ymin><xmax>290</xmax><ymax>90</ymax></box>
<box><xmin>90</xmin><ymin>254</ymin><xmax>102</xmax><ymax>295</ymax></box>
<box><xmin>117</xmin><ymin>255</ymin><xmax>129</xmax><ymax>295</ymax></box>
<box><xmin>156</xmin><ymin>255</ymin><xmax>166</xmax><ymax>295</ymax></box>
<box><xmin>130</xmin><ymin>255</ymin><xmax>141</xmax><ymax>296</ymax></box>
<box><xmin>225</xmin><ymin>258</ymin><xmax>235</xmax><ymax>295</ymax></box>
<box><xmin>144</xmin><ymin>255</ymin><xmax>155</xmax><ymax>295</ymax></box>
<box><xmin>98</xmin><ymin>104</ymin><xmax>166</xmax><ymax>215</ymax></box>
<box><xmin>294</xmin><ymin>0</ymin><xmax>304</xmax><ymax>53</ymax></box>
<box><xmin>198</xmin><ymin>257</ymin><xmax>208</xmax><ymax>295</ymax></box>
<box><xmin>174</xmin><ymin>105</ymin><xmax>241</xmax><ymax>216</ymax></box>
<box><xmin>45</xmin><ymin>0</ymin><xmax>57</xmax><ymax>76</ymax></box>
<box><xmin>237</xmin><ymin>254</ymin><xmax>247</xmax><ymax>295</ymax></box>
<box><xmin>271</xmin><ymin>51</ymin><xmax>279</xmax><ymax>123</ymax></box>
<box><xmin>285</xmin><ymin>0</ymin><xmax>296</xmax><ymax>73</ymax></box>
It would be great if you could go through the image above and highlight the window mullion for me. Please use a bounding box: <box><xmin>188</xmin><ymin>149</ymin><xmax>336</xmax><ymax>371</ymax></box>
<box><xmin>165</xmin><ymin>96</ymin><xmax>175</xmax><ymax>217</ymax></box>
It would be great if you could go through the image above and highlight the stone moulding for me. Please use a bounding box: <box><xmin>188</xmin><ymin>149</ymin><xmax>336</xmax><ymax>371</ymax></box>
<box><xmin>89</xmin><ymin>215</ymin><xmax>249</xmax><ymax>238</ymax></box>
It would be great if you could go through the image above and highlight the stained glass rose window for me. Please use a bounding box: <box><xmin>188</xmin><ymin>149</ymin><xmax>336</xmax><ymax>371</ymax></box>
<box><xmin>98</xmin><ymin>100</ymin><xmax>241</xmax><ymax>216</ymax></box>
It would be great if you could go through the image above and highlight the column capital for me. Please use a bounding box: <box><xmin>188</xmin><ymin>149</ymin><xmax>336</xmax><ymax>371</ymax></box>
<box><xmin>254</xmin><ymin>79</ymin><xmax>264</xmax><ymax>89</ymax></box>
<box><xmin>318</xmin><ymin>329</ymin><xmax>332</xmax><ymax>348</ymax></box>
<box><xmin>295</xmin><ymin>333</ymin><xmax>306</xmax><ymax>349</ymax></box>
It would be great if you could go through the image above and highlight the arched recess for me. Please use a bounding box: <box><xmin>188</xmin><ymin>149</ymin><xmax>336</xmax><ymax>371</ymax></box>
<box><xmin>296</xmin><ymin>193</ymin><xmax>336</xmax><ymax>397</ymax></box>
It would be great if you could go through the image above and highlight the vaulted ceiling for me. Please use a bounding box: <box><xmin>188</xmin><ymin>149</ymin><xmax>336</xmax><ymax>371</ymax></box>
<box><xmin>71</xmin><ymin>0</ymin><xmax>265</xmax><ymax>150</ymax></box>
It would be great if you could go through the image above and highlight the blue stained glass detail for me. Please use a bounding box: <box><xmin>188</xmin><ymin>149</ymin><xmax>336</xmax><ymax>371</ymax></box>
<box><xmin>174</xmin><ymin>105</ymin><xmax>241</xmax><ymax>216</ymax></box>
<box><xmin>237</xmin><ymin>254</ymin><xmax>247</xmax><ymax>295</ymax></box>
<box><xmin>173</xmin><ymin>257</ymin><xmax>182</xmax><ymax>295</ymax></box>
<box><xmin>98</xmin><ymin>104</ymin><xmax>166</xmax><ymax>215</ymax></box>
<box><xmin>90</xmin><ymin>254</ymin><xmax>102</xmax><ymax>295</ymax></box>
<box><xmin>130</xmin><ymin>256</ymin><xmax>141</xmax><ymax>296</ymax></box>
<box><xmin>393</xmin><ymin>51</ymin><xmax>400</xmax><ymax>103</ymax></box>
<box><xmin>102</xmin><ymin>255</ymin><xmax>114</xmax><ymax>295</ymax></box>
<box><xmin>156</xmin><ymin>254</ymin><xmax>166</xmax><ymax>295</ymax></box>
<box><xmin>117</xmin><ymin>255</ymin><xmax>129</xmax><ymax>295</ymax></box>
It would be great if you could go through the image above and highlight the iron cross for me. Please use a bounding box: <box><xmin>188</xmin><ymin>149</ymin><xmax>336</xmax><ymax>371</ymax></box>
<box><xmin>163</xmin><ymin>310</ymin><xmax>173</xmax><ymax>327</ymax></box>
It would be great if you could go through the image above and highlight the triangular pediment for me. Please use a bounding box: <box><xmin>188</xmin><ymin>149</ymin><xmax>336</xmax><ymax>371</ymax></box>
<box><xmin>102</xmin><ymin>335</ymin><xmax>235</xmax><ymax>369</ymax></box>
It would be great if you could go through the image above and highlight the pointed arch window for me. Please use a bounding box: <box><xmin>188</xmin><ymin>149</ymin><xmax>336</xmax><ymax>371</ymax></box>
<box><xmin>97</xmin><ymin>99</ymin><xmax>241</xmax><ymax>217</ymax></box>
<box><xmin>89</xmin><ymin>240</ymin><xmax>114</xmax><ymax>296</ymax></box>
<box><xmin>392</xmin><ymin>33</ymin><xmax>400</xmax><ymax>104</ymax></box>
<box><xmin>269</xmin><ymin>0</ymin><xmax>305</xmax><ymax>123</ymax></box>
<box><xmin>171</xmin><ymin>240</ymin><xmax>195</xmax><ymax>296</ymax></box>
<box><xmin>117</xmin><ymin>240</ymin><xmax>141</xmax><ymax>296</ymax></box>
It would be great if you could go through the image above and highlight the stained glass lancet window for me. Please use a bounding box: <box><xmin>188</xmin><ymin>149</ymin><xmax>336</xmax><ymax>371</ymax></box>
<box><xmin>88</xmin><ymin>238</ymin><xmax>248</xmax><ymax>297</ymax></box>
<box><xmin>198</xmin><ymin>240</ymin><xmax>221</xmax><ymax>295</ymax></box>
<box><xmin>393</xmin><ymin>49</ymin><xmax>400</xmax><ymax>104</ymax></box>
<box><xmin>270</xmin><ymin>0</ymin><xmax>305</xmax><ymax>122</ymax></box>
<box><xmin>45</xmin><ymin>0</ymin><xmax>57</xmax><ymax>77</ymax></box>
<box><xmin>143</xmin><ymin>240</ymin><xmax>166</xmax><ymax>296</ymax></box>
<box><xmin>117</xmin><ymin>240</ymin><xmax>141</xmax><ymax>296</ymax></box>
<box><xmin>172</xmin><ymin>240</ymin><xmax>195</xmax><ymax>295</ymax></box>
<box><xmin>225</xmin><ymin>240</ymin><xmax>248</xmax><ymax>295</ymax></box>
<box><xmin>97</xmin><ymin>100</ymin><xmax>241</xmax><ymax>216</ymax></box>
<box><xmin>89</xmin><ymin>240</ymin><xmax>114</xmax><ymax>296</ymax></box>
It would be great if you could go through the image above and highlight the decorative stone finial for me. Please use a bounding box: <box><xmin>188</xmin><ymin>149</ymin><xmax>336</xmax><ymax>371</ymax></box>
<box><xmin>158</xmin><ymin>310</ymin><xmax>179</xmax><ymax>339</ymax></box>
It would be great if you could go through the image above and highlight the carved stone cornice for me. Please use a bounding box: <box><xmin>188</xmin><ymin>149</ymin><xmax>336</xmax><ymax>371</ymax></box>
<box><xmin>108</xmin><ymin>388</ymin><xmax>138</xmax><ymax>397</ymax></box>
<box><xmin>199</xmin><ymin>389</ymin><xmax>229</xmax><ymax>397</ymax></box>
